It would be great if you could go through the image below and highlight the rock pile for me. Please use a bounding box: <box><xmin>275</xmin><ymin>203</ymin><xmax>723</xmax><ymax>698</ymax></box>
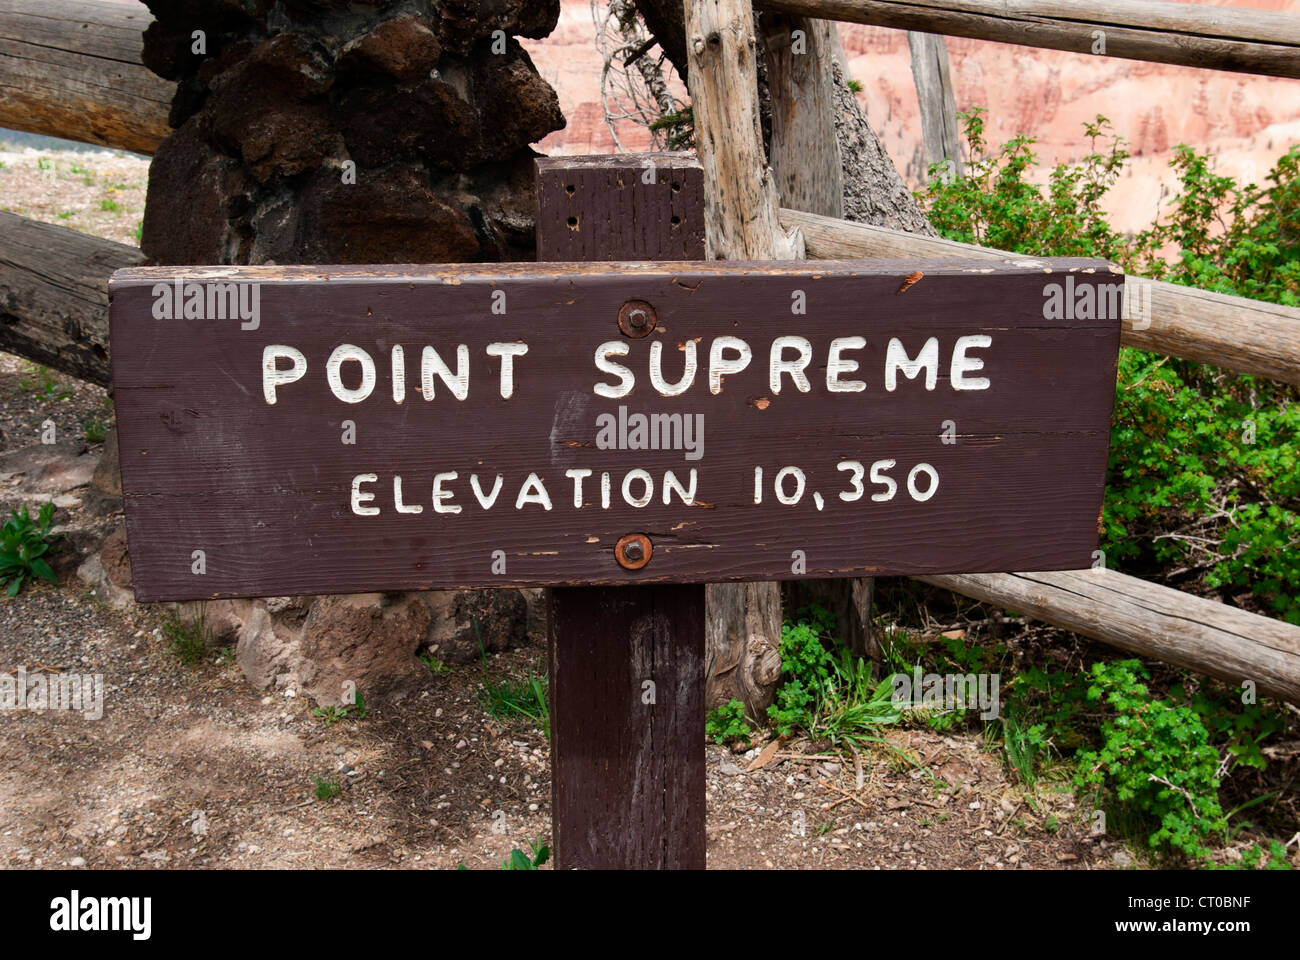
<box><xmin>138</xmin><ymin>0</ymin><xmax>565</xmax><ymax>264</ymax></box>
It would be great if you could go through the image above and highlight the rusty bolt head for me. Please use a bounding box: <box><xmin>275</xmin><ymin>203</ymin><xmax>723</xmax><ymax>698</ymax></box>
<box><xmin>615</xmin><ymin>533</ymin><xmax>652</xmax><ymax>570</ymax></box>
<box><xmin>618</xmin><ymin>300</ymin><xmax>657</xmax><ymax>338</ymax></box>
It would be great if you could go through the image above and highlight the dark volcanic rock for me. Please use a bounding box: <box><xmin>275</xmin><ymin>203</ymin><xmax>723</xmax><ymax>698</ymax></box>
<box><xmin>297</xmin><ymin>162</ymin><xmax>480</xmax><ymax>263</ymax></box>
<box><xmin>338</xmin><ymin>15</ymin><xmax>442</xmax><ymax>80</ymax></box>
<box><xmin>141</xmin><ymin>0</ymin><xmax>564</xmax><ymax>267</ymax></box>
<box><xmin>141</xmin><ymin>118</ymin><xmax>251</xmax><ymax>264</ymax></box>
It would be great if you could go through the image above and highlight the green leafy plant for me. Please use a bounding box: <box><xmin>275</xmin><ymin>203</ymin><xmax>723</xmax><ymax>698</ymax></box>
<box><xmin>500</xmin><ymin>839</ymin><xmax>550</xmax><ymax>870</ymax></box>
<box><xmin>647</xmin><ymin>105</ymin><xmax>694</xmax><ymax>151</ymax></box>
<box><xmin>0</xmin><ymin>502</ymin><xmax>60</xmax><ymax>596</ymax></box>
<box><xmin>18</xmin><ymin>363</ymin><xmax>71</xmax><ymax>402</ymax></box>
<box><xmin>83</xmin><ymin>413</ymin><xmax>108</xmax><ymax>444</ymax></box>
<box><xmin>313</xmin><ymin>692</ymin><xmax>367</xmax><ymax>725</ymax></box>
<box><xmin>36</xmin><ymin>157</ymin><xmax>51</xmax><ymax>171</ymax></box>
<box><xmin>1239</xmin><ymin>839</ymin><xmax>1291</xmax><ymax>870</ymax></box>
<box><xmin>100</xmin><ymin>198</ymin><xmax>121</xmax><ymax>213</ymax></box>
<box><xmin>706</xmin><ymin>698</ymin><xmax>753</xmax><ymax>747</ymax></box>
<box><xmin>766</xmin><ymin>605</ymin><xmax>903</xmax><ymax>751</ymax></box>
<box><xmin>313</xmin><ymin>777</ymin><xmax>342</xmax><ymax>800</ymax></box>
<box><xmin>420</xmin><ymin>651</ymin><xmax>452</xmax><ymax>676</ymax></box>
<box><xmin>162</xmin><ymin>606</ymin><xmax>213</xmax><ymax>666</ymax></box>
<box><xmin>1074</xmin><ymin>661</ymin><xmax>1226</xmax><ymax>863</ymax></box>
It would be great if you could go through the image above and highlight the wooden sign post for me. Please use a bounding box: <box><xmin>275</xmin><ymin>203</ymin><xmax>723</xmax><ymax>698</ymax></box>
<box><xmin>538</xmin><ymin>155</ymin><xmax>710</xmax><ymax>869</ymax></box>
<box><xmin>108</xmin><ymin>158</ymin><xmax>1121</xmax><ymax>869</ymax></box>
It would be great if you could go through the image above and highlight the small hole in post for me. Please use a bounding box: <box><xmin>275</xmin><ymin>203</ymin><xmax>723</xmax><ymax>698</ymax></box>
<box><xmin>565</xmin><ymin>184</ymin><xmax>575</xmax><ymax>195</ymax></box>
<box><xmin>670</xmin><ymin>181</ymin><xmax>681</xmax><ymax>192</ymax></box>
<box><xmin>670</xmin><ymin>215</ymin><xmax>681</xmax><ymax>227</ymax></box>
<box><xmin>567</xmin><ymin>216</ymin><xmax>579</xmax><ymax>230</ymax></box>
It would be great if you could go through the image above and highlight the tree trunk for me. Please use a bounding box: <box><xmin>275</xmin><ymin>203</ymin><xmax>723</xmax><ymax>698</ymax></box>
<box><xmin>639</xmin><ymin>3</ymin><xmax>936</xmax><ymax>683</ymax></box>
<box><xmin>0</xmin><ymin>211</ymin><xmax>145</xmax><ymax>388</ymax></box>
<box><xmin>907</xmin><ymin>31</ymin><xmax>963</xmax><ymax>180</ymax></box>
<box><xmin>0</xmin><ymin>0</ymin><xmax>171</xmax><ymax>155</ymax></box>
<box><xmin>759</xmin><ymin>15</ymin><xmax>842</xmax><ymax>219</ymax></box>
<box><xmin>684</xmin><ymin>0</ymin><xmax>800</xmax><ymax>720</ymax></box>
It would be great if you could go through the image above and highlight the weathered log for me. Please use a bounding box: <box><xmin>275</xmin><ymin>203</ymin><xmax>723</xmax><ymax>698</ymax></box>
<box><xmin>781</xmin><ymin>207</ymin><xmax>1300</xmax><ymax>386</ymax></box>
<box><xmin>686</xmin><ymin>0</ymin><xmax>800</xmax><ymax>720</ymax></box>
<box><xmin>907</xmin><ymin>31</ymin><xmax>962</xmax><ymax>179</ymax></box>
<box><xmin>687</xmin><ymin>0</ymin><xmax>803</xmax><ymax>261</ymax></box>
<box><xmin>760</xmin><ymin>15</ymin><xmax>843</xmax><ymax>219</ymax></box>
<box><xmin>755</xmin><ymin>0</ymin><xmax>1300</xmax><ymax>79</ymax></box>
<box><xmin>918</xmin><ymin>570</ymin><xmax>1300</xmax><ymax>705</ymax></box>
<box><xmin>0</xmin><ymin>211</ymin><xmax>145</xmax><ymax>387</ymax></box>
<box><xmin>760</xmin><ymin>16</ymin><xmax>888</xmax><ymax>662</ymax></box>
<box><xmin>0</xmin><ymin>0</ymin><xmax>171</xmax><ymax>155</ymax></box>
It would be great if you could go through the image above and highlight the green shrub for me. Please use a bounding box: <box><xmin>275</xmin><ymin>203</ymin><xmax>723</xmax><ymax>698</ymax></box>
<box><xmin>917</xmin><ymin>109</ymin><xmax>1300</xmax><ymax>624</ymax></box>
<box><xmin>1074</xmin><ymin>661</ymin><xmax>1226</xmax><ymax>863</ymax></box>
<box><xmin>706</xmin><ymin>698</ymin><xmax>753</xmax><ymax>747</ymax></box>
<box><xmin>766</xmin><ymin>605</ymin><xmax>902</xmax><ymax>748</ymax></box>
<box><xmin>0</xmin><ymin>502</ymin><xmax>60</xmax><ymax>596</ymax></box>
<box><xmin>162</xmin><ymin>607</ymin><xmax>213</xmax><ymax>666</ymax></box>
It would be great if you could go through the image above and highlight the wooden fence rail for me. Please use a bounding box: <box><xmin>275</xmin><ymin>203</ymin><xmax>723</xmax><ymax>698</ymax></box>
<box><xmin>755</xmin><ymin>0</ymin><xmax>1300</xmax><ymax>79</ymax></box>
<box><xmin>0</xmin><ymin>211</ymin><xmax>144</xmax><ymax>387</ymax></box>
<box><xmin>781</xmin><ymin>207</ymin><xmax>1300</xmax><ymax>387</ymax></box>
<box><xmin>919</xmin><ymin>570</ymin><xmax>1300</xmax><ymax>705</ymax></box>
<box><xmin>0</xmin><ymin>0</ymin><xmax>170</xmax><ymax>155</ymax></box>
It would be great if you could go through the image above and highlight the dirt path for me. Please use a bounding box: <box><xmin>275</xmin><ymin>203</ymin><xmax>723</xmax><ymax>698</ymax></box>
<box><xmin>0</xmin><ymin>573</ymin><xmax>1124</xmax><ymax>870</ymax></box>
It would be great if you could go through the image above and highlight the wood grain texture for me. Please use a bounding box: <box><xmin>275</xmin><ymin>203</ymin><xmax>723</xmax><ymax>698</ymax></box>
<box><xmin>685</xmin><ymin>0</ymin><xmax>803</xmax><ymax>259</ymax></box>
<box><xmin>754</xmin><ymin>0</ymin><xmax>1300</xmax><ymax>78</ymax></box>
<box><xmin>907</xmin><ymin>31</ymin><xmax>962</xmax><ymax>179</ymax></box>
<box><xmin>0</xmin><ymin>0</ymin><xmax>171</xmax><ymax>154</ymax></box>
<box><xmin>782</xmin><ymin>207</ymin><xmax>1300</xmax><ymax>386</ymax></box>
<box><xmin>536</xmin><ymin>155</ymin><xmax>706</xmax><ymax>261</ymax></box>
<box><xmin>760</xmin><ymin>15</ymin><xmax>843</xmax><ymax>218</ymax></box>
<box><xmin>918</xmin><ymin>570</ymin><xmax>1300</xmax><ymax>705</ymax></box>
<box><xmin>109</xmin><ymin>258</ymin><xmax>1121</xmax><ymax>601</ymax></box>
<box><xmin>0</xmin><ymin>210</ymin><xmax>146</xmax><ymax>387</ymax></box>
<box><xmin>540</xmin><ymin>154</ymin><xmax>706</xmax><ymax>871</ymax></box>
<box><xmin>549</xmin><ymin>584</ymin><xmax>706</xmax><ymax>868</ymax></box>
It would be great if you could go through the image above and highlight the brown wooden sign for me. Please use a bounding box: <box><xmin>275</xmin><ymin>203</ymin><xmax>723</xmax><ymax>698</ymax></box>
<box><xmin>108</xmin><ymin>258</ymin><xmax>1122</xmax><ymax>602</ymax></box>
